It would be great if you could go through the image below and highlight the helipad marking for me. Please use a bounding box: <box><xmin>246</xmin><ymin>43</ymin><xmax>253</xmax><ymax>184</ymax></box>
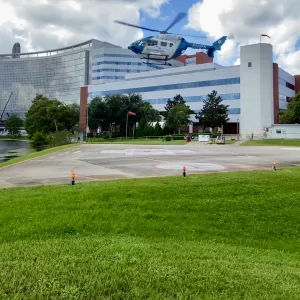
<box><xmin>101</xmin><ymin>149</ymin><xmax>195</xmax><ymax>156</ymax></box>
<box><xmin>156</xmin><ymin>162</ymin><xmax>225</xmax><ymax>172</ymax></box>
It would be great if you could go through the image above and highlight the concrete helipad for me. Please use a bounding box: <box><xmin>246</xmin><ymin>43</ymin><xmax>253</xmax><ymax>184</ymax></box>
<box><xmin>1</xmin><ymin>142</ymin><xmax>300</xmax><ymax>188</ymax></box>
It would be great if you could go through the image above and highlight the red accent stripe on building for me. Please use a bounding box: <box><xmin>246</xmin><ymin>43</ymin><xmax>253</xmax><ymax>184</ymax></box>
<box><xmin>79</xmin><ymin>86</ymin><xmax>88</xmax><ymax>131</ymax></box>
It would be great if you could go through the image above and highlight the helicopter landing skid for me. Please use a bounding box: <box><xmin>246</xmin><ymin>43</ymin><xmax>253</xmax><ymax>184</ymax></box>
<box><xmin>142</xmin><ymin>58</ymin><xmax>172</xmax><ymax>66</ymax></box>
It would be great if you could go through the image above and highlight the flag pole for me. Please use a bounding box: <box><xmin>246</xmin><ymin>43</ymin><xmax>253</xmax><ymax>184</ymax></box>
<box><xmin>126</xmin><ymin>112</ymin><xmax>128</xmax><ymax>139</ymax></box>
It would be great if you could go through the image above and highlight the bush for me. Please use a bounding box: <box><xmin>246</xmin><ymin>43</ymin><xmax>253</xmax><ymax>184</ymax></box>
<box><xmin>164</xmin><ymin>135</ymin><xmax>172</xmax><ymax>141</ymax></box>
<box><xmin>102</xmin><ymin>132</ymin><xmax>109</xmax><ymax>139</ymax></box>
<box><xmin>30</xmin><ymin>132</ymin><xmax>49</xmax><ymax>151</ymax></box>
<box><xmin>49</xmin><ymin>131</ymin><xmax>73</xmax><ymax>147</ymax></box>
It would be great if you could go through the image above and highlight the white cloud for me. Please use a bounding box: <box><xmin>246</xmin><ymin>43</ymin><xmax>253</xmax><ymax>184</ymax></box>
<box><xmin>186</xmin><ymin>0</ymin><xmax>300</xmax><ymax>75</ymax></box>
<box><xmin>277</xmin><ymin>50</ymin><xmax>300</xmax><ymax>76</ymax></box>
<box><xmin>0</xmin><ymin>0</ymin><xmax>168</xmax><ymax>54</ymax></box>
<box><xmin>234</xmin><ymin>58</ymin><xmax>240</xmax><ymax>66</ymax></box>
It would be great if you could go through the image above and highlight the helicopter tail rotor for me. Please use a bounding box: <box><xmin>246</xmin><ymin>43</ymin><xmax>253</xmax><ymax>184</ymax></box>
<box><xmin>207</xmin><ymin>36</ymin><xmax>228</xmax><ymax>58</ymax></box>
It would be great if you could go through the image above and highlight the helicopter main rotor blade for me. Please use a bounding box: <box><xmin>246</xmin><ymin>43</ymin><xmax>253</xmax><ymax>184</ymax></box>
<box><xmin>114</xmin><ymin>20</ymin><xmax>160</xmax><ymax>33</ymax></box>
<box><xmin>163</xmin><ymin>12</ymin><xmax>187</xmax><ymax>33</ymax></box>
<box><xmin>167</xmin><ymin>32</ymin><xmax>207</xmax><ymax>39</ymax></box>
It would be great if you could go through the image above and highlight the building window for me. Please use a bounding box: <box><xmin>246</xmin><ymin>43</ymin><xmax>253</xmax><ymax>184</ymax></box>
<box><xmin>248</xmin><ymin>62</ymin><xmax>252</xmax><ymax>67</ymax></box>
<box><xmin>89</xmin><ymin>78</ymin><xmax>240</xmax><ymax>96</ymax></box>
<box><xmin>286</xmin><ymin>81</ymin><xmax>295</xmax><ymax>90</ymax></box>
<box><xmin>276</xmin><ymin>129</ymin><xmax>281</xmax><ymax>134</ymax></box>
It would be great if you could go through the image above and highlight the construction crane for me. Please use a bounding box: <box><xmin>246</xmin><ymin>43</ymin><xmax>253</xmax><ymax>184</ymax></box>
<box><xmin>0</xmin><ymin>92</ymin><xmax>13</xmax><ymax>121</ymax></box>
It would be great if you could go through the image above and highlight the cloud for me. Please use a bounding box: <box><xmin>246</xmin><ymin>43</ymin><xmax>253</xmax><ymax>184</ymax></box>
<box><xmin>0</xmin><ymin>0</ymin><xmax>168</xmax><ymax>54</ymax></box>
<box><xmin>186</xmin><ymin>0</ymin><xmax>300</xmax><ymax>75</ymax></box>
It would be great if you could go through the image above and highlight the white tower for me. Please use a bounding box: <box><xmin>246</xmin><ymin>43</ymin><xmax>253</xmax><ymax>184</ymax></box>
<box><xmin>239</xmin><ymin>43</ymin><xmax>274</xmax><ymax>138</ymax></box>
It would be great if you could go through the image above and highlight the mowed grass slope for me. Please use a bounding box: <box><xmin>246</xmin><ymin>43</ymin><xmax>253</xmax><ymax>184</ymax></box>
<box><xmin>1</xmin><ymin>169</ymin><xmax>300</xmax><ymax>299</ymax></box>
<box><xmin>242</xmin><ymin>138</ymin><xmax>300</xmax><ymax>147</ymax></box>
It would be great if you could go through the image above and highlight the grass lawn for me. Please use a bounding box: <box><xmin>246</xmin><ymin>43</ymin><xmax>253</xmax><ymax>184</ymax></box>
<box><xmin>0</xmin><ymin>143</ymin><xmax>80</xmax><ymax>169</ymax></box>
<box><xmin>88</xmin><ymin>138</ymin><xmax>187</xmax><ymax>145</ymax></box>
<box><xmin>1</xmin><ymin>169</ymin><xmax>300</xmax><ymax>298</ymax></box>
<box><xmin>242</xmin><ymin>139</ymin><xmax>300</xmax><ymax>147</ymax></box>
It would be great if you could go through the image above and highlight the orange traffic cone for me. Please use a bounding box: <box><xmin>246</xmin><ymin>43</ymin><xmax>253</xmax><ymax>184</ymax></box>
<box><xmin>71</xmin><ymin>171</ymin><xmax>76</xmax><ymax>185</ymax></box>
<box><xmin>183</xmin><ymin>165</ymin><xmax>186</xmax><ymax>177</ymax></box>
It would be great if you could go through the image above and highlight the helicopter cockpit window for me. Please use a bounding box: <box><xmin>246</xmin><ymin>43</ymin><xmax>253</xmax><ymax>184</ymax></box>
<box><xmin>170</xmin><ymin>43</ymin><xmax>173</xmax><ymax>47</ymax></box>
<box><xmin>147</xmin><ymin>40</ymin><xmax>158</xmax><ymax>46</ymax></box>
<box><xmin>161</xmin><ymin>41</ymin><xmax>167</xmax><ymax>47</ymax></box>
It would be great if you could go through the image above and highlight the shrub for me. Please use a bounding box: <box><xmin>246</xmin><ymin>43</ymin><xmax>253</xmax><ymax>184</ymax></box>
<box><xmin>49</xmin><ymin>131</ymin><xmax>73</xmax><ymax>147</ymax></box>
<box><xmin>164</xmin><ymin>135</ymin><xmax>172</xmax><ymax>141</ymax></box>
<box><xmin>30</xmin><ymin>132</ymin><xmax>49</xmax><ymax>151</ymax></box>
<box><xmin>102</xmin><ymin>132</ymin><xmax>109</xmax><ymax>139</ymax></box>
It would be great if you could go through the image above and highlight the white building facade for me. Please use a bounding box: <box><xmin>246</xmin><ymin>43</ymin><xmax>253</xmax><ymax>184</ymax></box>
<box><xmin>88</xmin><ymin>63</ymin><xmax>241</xmax><ymax>123</ymax></box>
<box><xmin>81</xmin><ymin>43</ymin><xmax>299</xmax><ymax>137</ymax></box>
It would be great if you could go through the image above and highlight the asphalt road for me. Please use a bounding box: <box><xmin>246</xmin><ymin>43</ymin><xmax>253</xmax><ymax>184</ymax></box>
<box><xmin>1</xmin><ymin>142</ymin><xmax>300</xmax><ymax>188</ymax></box>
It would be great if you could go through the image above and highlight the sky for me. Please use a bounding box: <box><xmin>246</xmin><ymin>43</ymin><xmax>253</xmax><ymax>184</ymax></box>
<box><xmin>0</xmin><ymin>0</ymin><xmax>299</xmax><ymax>75</ymax></box>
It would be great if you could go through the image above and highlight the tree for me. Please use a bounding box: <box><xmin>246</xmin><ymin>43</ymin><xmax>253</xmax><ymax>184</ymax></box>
<box><xmin>30</xmin><ymin>132</ymin><xmax>49</xmax><ymax>151</ymax></box>
<box><xmin>166</xmin><ymin>104</ymin><xmax>190</xmax><ymax>133</ymax></box>
<box><xmin>68</xmin><ymin>103</ymin><xmax>80</xmax><ymax>128</ymax></box>
<box><xmin>87</xmin><ymin>94</ymin><xmax>160</xmax><ymax>137</ymax></box>
<box><xmin>154</xmin><ymin>122</ymin><xmax>163</xmax><ymax>136</ymax></box>
<box><xmin>88</xmin><ymin>96</ymin><xmax>110</xmax><ymax>132</ymax></box>
<box><xmin>25</xmin><ymin>94</ymin><xmax>73</xmax><ymax>136</ymax></box>
<box><xmin>280</xmin><ymin>94</ymin><xmax>300</xmax><ymax>124</ymax></box>
<box><xmin>164</xmin><ymin>94</ymin><xmax>187</xmax><ymax>115</ymax></box>
<box><xmin>195</xmin><ymin>90</ymin><xmax>229</xmax><ymax>130</ymax></box>
<box><xmin>140</xmin><ymin>101</ymin><xmax>160</xmax><ymax>123</ymax></box>
<box><xmin>5</xmin><ymin>115</ymin><xmax>23</xmax><ymax>138</ymax></box>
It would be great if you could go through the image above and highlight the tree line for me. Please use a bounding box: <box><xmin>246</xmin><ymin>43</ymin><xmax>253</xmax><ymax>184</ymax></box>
<box><xmin>4</xmin><ymin>90</ymin><xmax>235</xmax><ymax>149</ymax></box>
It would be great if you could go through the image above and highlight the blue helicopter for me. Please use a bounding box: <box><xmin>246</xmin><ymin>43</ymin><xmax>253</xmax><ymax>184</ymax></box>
<box><xmin>115</xmin><ymin>12</ymin><xmax>228</xmax><ymax>66</ymax></box>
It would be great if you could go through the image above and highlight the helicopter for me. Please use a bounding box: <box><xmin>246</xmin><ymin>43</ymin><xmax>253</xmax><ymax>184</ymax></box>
<box><xmin>115</xmin><ymin>12</ymin><xmax>228</xmax><ymax>66</ymax></box>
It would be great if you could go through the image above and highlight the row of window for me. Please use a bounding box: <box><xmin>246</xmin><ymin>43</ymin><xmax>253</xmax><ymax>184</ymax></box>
<box><xmin>145</xmin><ymin>93</ymin><xmax>240</xmax><ymax>105</ymax></box>
<box><xmin>93</xmin><ymin>54</ymin><xmax>138</xmax><ymax>59</ymax></box>
<box><xmin>88</xmin><ymin>77</ymin><xmax>240</xmax><ymax>97</ymax></box>
<box><xmin>192</xmin><ymin>108</ymin><xmax>240</xmax><ymax>114</ymax></box>
<box><xmin>92</xmin><ymin>61</ymin><xmax>164</xmax><ymax>70</ymax></box>
<box><xmin>279</xmin><ymin>77</ymin><xmax>295</xmax><ymax>90</ymax></box>
<box><xmin>92</xmin><ymin>68</ymin><xmax>149</xmax><ymax>74</ymax></box>
<box><xmin>92</xmin><ymin>76</ymin><xmax>125</xmax><ymax>80</ymax></box>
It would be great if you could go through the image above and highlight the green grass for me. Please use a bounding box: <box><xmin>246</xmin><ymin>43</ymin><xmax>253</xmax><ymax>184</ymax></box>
<box><xmin>0</xmin><ymin>143</ymin><xmax>80</xmax><ymax>168</ymax></box>
<box><xmin>1</xmin><ymin>169</ymin><xmax>300</xmax><ymax>298</ymax></box>
<box><xmin>88</xmin><ymin>138</ymin><xmax>187</xmax><ymax>145</ymax></box>
<box><xmin>242</xmin><ymin>139</ymin><xmax>300</xmax><ymax>147</ymax></box>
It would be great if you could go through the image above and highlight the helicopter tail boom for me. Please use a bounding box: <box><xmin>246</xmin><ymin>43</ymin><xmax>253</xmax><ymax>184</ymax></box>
<box><xmin>187</xmin><ymin>36</ymin><xmax>228</xmax><ymax>59</ymax></box>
